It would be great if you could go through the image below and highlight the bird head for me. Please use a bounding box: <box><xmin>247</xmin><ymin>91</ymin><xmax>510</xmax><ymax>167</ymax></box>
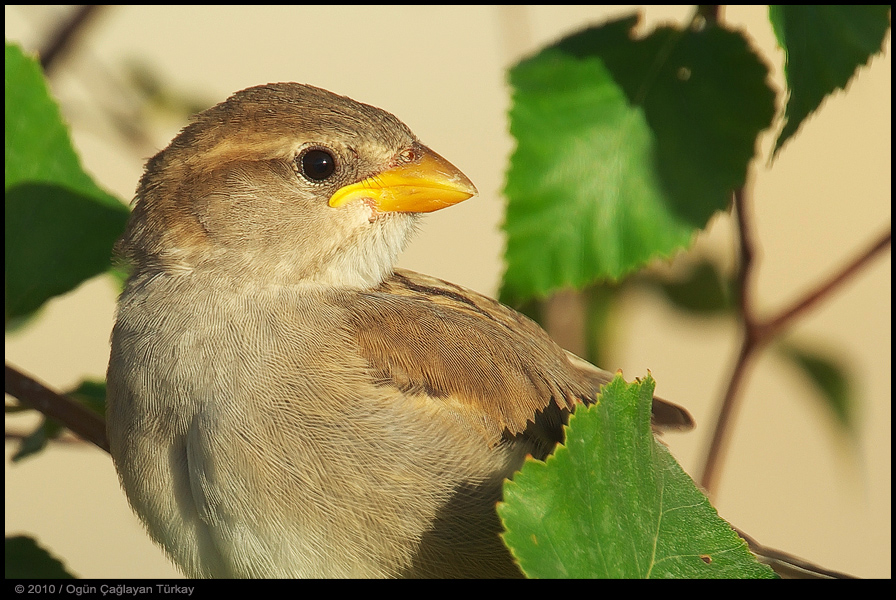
<box><xmin>117</xmin><ymin>83</ymin><xmax>477</xmax><ymax>289</ymax></box>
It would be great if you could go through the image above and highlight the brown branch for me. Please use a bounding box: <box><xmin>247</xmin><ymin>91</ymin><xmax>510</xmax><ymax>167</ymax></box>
<box><xmin>699</xmin><ymin>334</ymin><xmax>755</xmax><ymax>494</ymax></box>
<box><xmin>698</xmin><ymin>184</ymin><xmax>891</xmax><ymax>494</ymax></box>
<box><xmin>39</xmin><ymin>5</ymin><xmax>105</xmax><ymax>75</ymax></box>
<box><xmin>696</xmin><ymin>5</ymin><xmax>722</xmax><ymax>24</ymax></box>
<box><xmin>762</xmin><ymin>229</ymin><xmax>891</xmax><ymax>339</ymax></box>
<box><xmin>5</xmin><ymin>363</ymin><xmax>110</xmax><ymax>453</ymax></box>
<box><xmin>699</xmin><ymin>188</ymin><xmax>759</xmax><ymax>493</ymax></box>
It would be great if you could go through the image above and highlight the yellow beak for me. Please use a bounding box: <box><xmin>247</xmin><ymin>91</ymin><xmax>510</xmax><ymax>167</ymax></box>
<box><xmin>328</xmin><ymin>147</ymin><xmax>477</xmax><ymax>213</ymax></box>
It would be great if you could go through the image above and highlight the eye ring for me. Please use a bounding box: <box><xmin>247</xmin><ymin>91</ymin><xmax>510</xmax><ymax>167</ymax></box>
<box><xmin>297</xmin><ymin>148</ymin><xmax>337</xmax><ymax>182</ymax></box>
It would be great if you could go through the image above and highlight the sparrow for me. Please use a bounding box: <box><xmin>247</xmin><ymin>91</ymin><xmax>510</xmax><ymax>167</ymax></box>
<box><xmin>106</xmin><ymin>82</ymin><xmax>692</xmax><ymax>578</ymax></box>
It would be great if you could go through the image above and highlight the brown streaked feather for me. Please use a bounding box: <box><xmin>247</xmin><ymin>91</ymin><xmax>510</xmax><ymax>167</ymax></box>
<box><xmin>345</xmin><ymin>269</ymin><xmax>693</xmax><ymax>448</ymax></box>
<box><xmin>346</xmin><ymin>269</ymin><xmax>591</xmax><ymax>446</ymax></box>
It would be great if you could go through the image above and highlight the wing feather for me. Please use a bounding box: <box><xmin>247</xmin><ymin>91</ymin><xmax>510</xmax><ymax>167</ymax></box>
<box><xmin>344</xmin><ymin>269</ymin><xmax>692</xmax><ymax>448</ymax></box>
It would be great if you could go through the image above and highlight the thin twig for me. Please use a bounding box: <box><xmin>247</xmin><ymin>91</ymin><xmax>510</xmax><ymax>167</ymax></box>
<box><xmin>39</xmin><ymin>5</ymin><xmax>104</xmax><ymax>75</ymax></box>
<box><xmin>696</xmin><ymin>5</ymin><xmax>722</xmax><ymax>24</ymax></box>
<box><xmin>700</xmin><ymin>335</ymin><xmax>755</xmax><ymax>493</ymax></box>
<box><xmin>700</xmin><ymin>188</ymin><xmax>759</xmax><ymax>493</ymax></box>
<box><xmin>763</xmin><ymin>229</ymin><xmax>891</xmax><ymax>338</ymax></box>
<box><xmin>4</xmin><ymin>363</ymin><xmax>109</xmax><ymax>453</ymax></box>
<box><xmin>699</xmin><ymin>184</ymin><xmax>891</xmax><ymax>493</ymax></box>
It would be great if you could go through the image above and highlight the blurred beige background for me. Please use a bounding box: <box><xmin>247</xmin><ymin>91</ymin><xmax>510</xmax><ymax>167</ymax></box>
<box><xmin>5</xmin><ymin>6</ymin><xmax>890</xmax><ymax>578</ymax></box>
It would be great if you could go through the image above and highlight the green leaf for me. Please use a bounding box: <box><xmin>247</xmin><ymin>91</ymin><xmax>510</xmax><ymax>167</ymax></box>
<box><xmin>11</xmin><ymin>417</ymin><xmax>63</xmax><ymax>463</ymax></box>
<box><xmin>769</xmin><ymin>5</ymin><xmax>891</xmax><ymax>156</ymax></box>
<box><xmin>67</xmin><ymin>379</ymin><xmax>108</xmax><ymax>416</ymax></box>
<box><xmin>778</xmin><ymin>341</ymin><xmax>855</xmax><ymax>434</ymax></box>
<box><xmin>5</xmin><ymin>535</ymin><xmax>76</xmax><ymax>579</ymax></box>
<box><xmin>5</xmin><ymin>42</ymin><xmax>129</xmax><ymax>323</ymax></box>
<box><xmin>498</xmin><ymin>374</ymin><xmax>777</xmax><ymax>579</ymax></box>
<box><xmin>501</xmin><ymin>16</ymin><xmax>775</xmax><ymax>303</ymax></box>
<box><xmin>647</xmin><ymin>259</ymin><xmax>734</xmax><ymax>315</ymax></box>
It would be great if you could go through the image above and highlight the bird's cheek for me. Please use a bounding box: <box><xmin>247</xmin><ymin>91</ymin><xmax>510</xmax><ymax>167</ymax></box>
<box><xmin>336</xmin><ymin>195</ymin><xmax>387</xmax><ymax>224</ymax></box>
<box><xmin>334</xmin><ymin>194</ymin><xmax>380</xmax><ymax>225</ymax></box>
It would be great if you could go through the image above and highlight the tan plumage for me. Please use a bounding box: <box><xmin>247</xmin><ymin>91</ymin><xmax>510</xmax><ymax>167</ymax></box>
<box><xmin>107</xmin><ymin>83</ymin><xmax>692</xmax><ymax>578</ymax></box>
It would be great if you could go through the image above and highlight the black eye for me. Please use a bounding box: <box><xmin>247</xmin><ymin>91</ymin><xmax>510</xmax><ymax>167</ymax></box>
<box><xmin>300</xmin><ymin>149</ymin><xmax>336</xmax><ymax>181</ymax></box>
